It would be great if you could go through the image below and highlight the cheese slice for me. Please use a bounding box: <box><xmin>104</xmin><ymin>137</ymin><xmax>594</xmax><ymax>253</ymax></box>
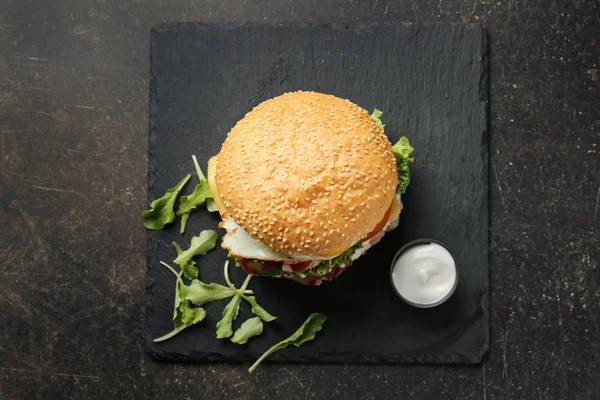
<box><xmin>207</xmin><ymin>156</ymin><xmax>227</xmax><ymax>216</ymax></box>
<box><xmin>389</xmin><ymin>194</ymin><xmax>402</xmax><ymax>221</ymax></box>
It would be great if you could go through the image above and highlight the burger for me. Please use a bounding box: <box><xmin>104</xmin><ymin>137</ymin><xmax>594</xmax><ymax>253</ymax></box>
<box><xmin>206</xmin><ymin>91</ymin><xmax>414</xmax><ymax>285</ymax></box>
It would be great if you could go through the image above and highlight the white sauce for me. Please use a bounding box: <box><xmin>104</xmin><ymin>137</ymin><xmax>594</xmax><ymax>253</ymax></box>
<box><xmin>392</xmin><ymin>243</ymin><xmax>457</xmax><ymax>306</ymax></box>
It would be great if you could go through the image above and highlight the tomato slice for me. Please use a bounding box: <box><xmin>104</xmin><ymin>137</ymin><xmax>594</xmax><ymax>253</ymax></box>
<box><xmin>243</xmin><ymin>259</ymin><xmax>283</xmax><ymax>275</ymax></box>
<box><xmin>238</xmin><ymin>258</ymin><xmax>287</xmax><ymax>276</ymax></box>
<box><xmin>255</xmin><ymin>260</ymin><xmax>282</xmax><ymax>271</ymax></box>
<box><xmin>238</xmin><ymin>258</ymin><xmax>255</xmax><ymax>275</ymax></box>
<box><xmin>288</xmin><ymin>261</ymin><xmax>313</xmax><ymax>272</ymax></box>
<box><xmin>362</xmin><ymin>204</ymin><xmax>392</xmax><ymax>242</ymax></box>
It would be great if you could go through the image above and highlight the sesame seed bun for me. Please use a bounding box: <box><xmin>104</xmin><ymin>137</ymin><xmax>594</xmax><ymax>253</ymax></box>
<box><xmin>215</xmin><ymin>91</ymin><xmax>398</xmax><ymax>257</ymax></box>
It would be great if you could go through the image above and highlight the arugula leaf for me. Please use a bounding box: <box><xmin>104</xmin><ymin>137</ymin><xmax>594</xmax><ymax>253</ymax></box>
<box><xmin>153</xmin><ymin>307</ymin><xmax>206</xmax><ymax>343</ymax></box>
<box><xmin>179</xmin><ymin>212</ymin><xmax>191</xmax><ymax>235</ymax></box>
<box><xmin>206</xmin><ymin>198</ymin><xmax>219</xmax><ymax>213</ymax></box>
<box><xmin>216</xmin><ymin>274</ymin><xmax>251</xmax><ymax>339</ymax></box>
<box><xmin>371</xmin><ymin>108</ymin><xmax>385</xmax><ymax>132</ymax></box>
<box><xmin>392</xmin><ymin>136</ymin><xmax>415</xmax><ymax>195</ymax></box>
<box><xmin>177</xmin><ymin>180</ymin><xmax>212</xmax><ymax>216</ymax></box>
<box><xmin>142</xmin><ymin>174</ymin><xmax>191</xmax><ymax>230</ymax></box>
<box><xmin>192</xmin><ymin>155</ymin><xmax>207</xmax><ymax>181</ymax></box>
<box><xmin>231</xmin><ymin>317</ymin><xmax>263</xmax><ymax>345</ymax></box>
<box><xmin>216</xmin><ymin>295</ymin><xmax>243</xmax><ymax>339</ymax></box>
<box><xmin>153</xmin><ymin>260</ymin><xmax>254</xmax><ymax>343</ymax></box>
<box><xmin>248</xmin><ymin>313</ymin><xmax>327</xmax><ymax>373</ymax></box>
<box><xmin>173</xmin><ymin>241</ymin><xmax>198</xmax><ymax>280</ymax></box>
<box><xmin>177</xmin><ymin>156</ymin><xmax>215</xmax><ymax>233</ymax></box>
<box><xmin>153</xmin><ymin>261</ymin><xmax>207</xmax><ymax>343</ymax></box>
<box><xmin>185</xmin><ymin>280</ymin><xmax>245</xmax><ymax>307</ymax></box>
<box><xmin>173</xmin><ymin>230</ymin><xmax>218</xmax><ymax>266</ymax></box>
<box><xmin>174</xmin><ymin>280</ymin><xmax>206</xmax><ymax>327</ymax></box>
<box><xmin>243</xmin><ymin>296</ymin><xmax>277</xmax><ymax>322</ymax></box>
<box><xmin>224</xmin><ymin>261</ymin><xmax>277</xmax><ymax>322</ymax></box>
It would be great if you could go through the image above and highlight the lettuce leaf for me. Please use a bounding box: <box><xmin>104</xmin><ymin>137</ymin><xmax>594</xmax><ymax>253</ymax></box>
<box><xmin>392</xmin><ymin>136</ymin><xmax>414</xmax><ymax>161</ymax></box>
<box><xmin>272</xmin><ymin>243</ymin><xmax>364</xmax><ymax>280</ymax></box>
<box><xmin>371</xmin><ymin>108</ymin><xmax>415</xmax><ymax>196</ymax></box>
<box><xmin>392</xmin><ymin>136</ymin><xmax>414</xmax><ymax>195</ymax></box>
<box><xmin>306</xmin><ymin>243</ymin><xmax>362</xmax><ymax>277</ymax></box>
<box><xmin>371</xmin><ymin>108</ymin><xmax>385</xmax><ymax>132</ymax></box>
<box><xmin>230</xmin><ymin>242</ymin><xmax>362</xmax><ymax>280</ymax></box>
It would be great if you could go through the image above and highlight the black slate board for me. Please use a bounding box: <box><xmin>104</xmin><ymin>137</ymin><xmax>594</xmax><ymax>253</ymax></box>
<box><xmin>145</xmin><ymin>22</ymin><xmax>489</xmax><ymax>364</ymax></box>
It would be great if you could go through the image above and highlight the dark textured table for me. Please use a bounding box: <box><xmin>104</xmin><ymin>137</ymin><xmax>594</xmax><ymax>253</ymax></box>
<box><xmin>1</xmin><ymin>1</ymin><xmax>598</xmax><ymax>399</ymax></box>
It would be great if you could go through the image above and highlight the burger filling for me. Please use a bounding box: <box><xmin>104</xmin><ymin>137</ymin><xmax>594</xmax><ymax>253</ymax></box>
<box><xmin>216</xmin><ymin>110</ymin><xmax>414</xmax><ymax>285</ymax></box>
<box><xmin>223</xmin><ymin>196</ymin><xmax>401</xmax><ymax>285</ymax></box>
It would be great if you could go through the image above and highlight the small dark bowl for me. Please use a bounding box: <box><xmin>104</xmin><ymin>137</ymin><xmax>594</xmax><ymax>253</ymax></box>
<box><xmin>389</xmin><ymin>238</ymin><xmax>459</xmax><ymax>308</ymax></box>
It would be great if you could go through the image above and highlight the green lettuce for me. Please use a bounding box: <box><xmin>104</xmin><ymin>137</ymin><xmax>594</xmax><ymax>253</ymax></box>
<box><xmin>392</xmin><ymin>136</ymin><xmax>414</xmax><ymax>195</ymax></box>
<box><xmin>303</xmin><ymin>243</ymin><xmax>362</xmax><ymax>278</ymax></box>
<box><xmin>371</xmin><ymin>109</ymin><xmax>414</xmax><ymax>195</ymax></box>
<box><xmin>371</xmin><ymin>108</ymin><xmax>385</xmax><ymax>132</ymax></box>
<box><xmin>231</xmin><ymin>243</ymin><xmax>362</xmax><ymax>280</ymax></box>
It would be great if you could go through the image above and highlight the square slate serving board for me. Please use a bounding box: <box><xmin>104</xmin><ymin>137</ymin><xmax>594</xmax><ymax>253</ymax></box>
<box><xmin>145</xmin><ymin>22</ymin><xmax>489</xmax><ymax>364</ymax></box>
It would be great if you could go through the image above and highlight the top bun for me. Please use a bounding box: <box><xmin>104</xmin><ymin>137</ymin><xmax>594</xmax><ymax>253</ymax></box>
<box><xmin>215</xmin><ymin>91</ymin><xmax>397</xmax><ymax>257</ymax></box>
